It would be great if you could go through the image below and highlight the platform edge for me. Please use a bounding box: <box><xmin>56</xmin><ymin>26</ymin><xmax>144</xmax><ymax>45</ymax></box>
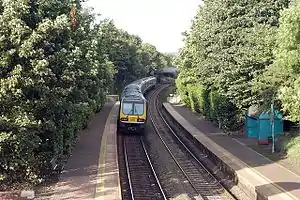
<box><xmin>163</xmin><ymin>102</ymin><xmax>296</xmax><ymax>200</ymax></box>
<box><xmin>95</xmin><ymin>101</ymin><xmax>122</xmax><ymax>200</ymax></box>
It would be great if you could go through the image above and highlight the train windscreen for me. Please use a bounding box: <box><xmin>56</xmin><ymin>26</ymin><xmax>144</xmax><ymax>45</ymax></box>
<box><xmin>122</xmin><ymin>102</ymin><xmax>133</xmax><ymax>115</ymax></box>
<box><xmin>133</xmin><ymin>103</ymin><xmax>144</xmax><ymax>115</ymax></box>
<box><xmin>122</xmin><ymin>102</ymin><xmax>144</xmax><ymax>115</ymax></box>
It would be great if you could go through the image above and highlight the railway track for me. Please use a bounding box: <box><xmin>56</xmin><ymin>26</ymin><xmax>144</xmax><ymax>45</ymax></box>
<box><xmin>121</xmin><ymin>135</ymin><xmax>167</xmax><ymax>200</ymax></box>
<box><xmin>149</xmin><ymin>84</ymin><xmax>236</xmax><ymax>200</ymax></box>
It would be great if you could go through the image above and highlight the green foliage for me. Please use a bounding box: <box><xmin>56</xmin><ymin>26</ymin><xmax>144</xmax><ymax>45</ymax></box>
<box><xmin>275</xmin><ymin>132</ymin><xmax>300</xmax><ymax>158</ymax></box>
<box><xmin>175</xmin><ymin>75</ymin><xmax>191</xmax><ymax>106</ymax></box>
<box><xmin>255</xmin><ymin>0</ymin><xmax>300</xmax><ymax>122</ymax></box>
<box><xmin>98</xmin><ymin>21</ymin><xmax>171</xmax><ymax>94</ymax></box>
<box><xmin>0</xmin><ymin>0</ymin><xmax>167</xmax><ymax>187</ymax></box>
<box><xmin>175</xmin><ymin>0</ymin><xmax>289</xmax><ymax>131</ymax></box>
<box><xmin>0</xmin><ymin>0</ymin><xmax>111</xmax><ymax>186</ymax></box>
<box><xmin>175</xmin><ymin>79</ymin><xmax>240</xmax><ymax>130</ymax></box>
<box><xmin>189</xmin><ymin>84</ymin><xmax>201</xmax><ymax>112</ymax></box>
<box><xmin>202</xmin><ymin>89</ymin><xmax>211</xmax><ymax>118</ymax></box>
<box><xmin>186</xmin><ymin>83</ymin><xmax>207</xmax><ymax>114</ymax></box>
<box><xmin>209</xmin><ymin>91</ymin><xmax>240</xmax><ymax>131</ymax></box>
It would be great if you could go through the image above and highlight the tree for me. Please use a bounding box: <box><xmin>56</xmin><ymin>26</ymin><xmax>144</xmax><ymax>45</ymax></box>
<box><xmin>0</xmin><ymin>0</ymin><xmax>168</xmax><ymax>187</ymax></box>
<box><xmin>175</xmin><ymin>0</ymin><xmax>289</xmax><ymax>130</ymax></box>
<box><xmin>257</xmin><ymin>0</ymin><xmax>300</xmax><ymax>121</ymax></box>
<box><xmin>99</xmin><ymin>21</ymin><xmax>171</xmax><ymax>94</ymax></box>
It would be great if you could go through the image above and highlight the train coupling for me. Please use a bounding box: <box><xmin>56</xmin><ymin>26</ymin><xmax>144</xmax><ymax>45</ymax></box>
<box><xmin>128</xmin><ymin>127</ymin><xmax>137</xmax><ymax>132</ymax></box>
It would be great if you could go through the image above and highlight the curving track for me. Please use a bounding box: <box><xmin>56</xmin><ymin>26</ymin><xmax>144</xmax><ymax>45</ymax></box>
<box><xmin>149</xmin><ymin>84</ymin><xmax>236</xmax><ymax>200</ymax></box>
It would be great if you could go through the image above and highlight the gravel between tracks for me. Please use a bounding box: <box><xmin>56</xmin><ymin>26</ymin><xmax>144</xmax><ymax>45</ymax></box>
<box><xmin>118</xmin><ymin>134</ymin><xmax>165</xmax><ymax>200</ymax></box>
<box><xmin>118</xmin><ymin>84</ymin><xmax>250</xmax><ymax>200</ymax></box>
<box><xmin>148</xmin><ymin>85</ymin><xmax>235</xmax><ymax>200</ymax></box>
<box><xmin>118</xmin><ymin>85</ymin><xmax>197</xmax><ymax>200</ymax></box>
<box><xmin>144</xmin><ymin>86</ymin><xmax>198</xmax><ymax>200</ymax></box>
<box><xmin>144</xmin><ymin>123</ymin><xmax>198</xmax><ymax>200</ymax></box>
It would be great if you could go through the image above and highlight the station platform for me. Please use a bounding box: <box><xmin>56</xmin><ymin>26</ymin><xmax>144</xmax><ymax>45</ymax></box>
<box><xmin>36</xmin><ymin>102</ymin><xmax>121</xmax><ymax>200</ymax></box>
<box><xmin>163</xmin><ymin>102</ymin><xmax>300</xmax><ymax>200</ymax></box>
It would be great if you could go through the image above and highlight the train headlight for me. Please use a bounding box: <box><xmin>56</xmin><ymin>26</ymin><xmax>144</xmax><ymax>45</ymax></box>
<box><xmin>137</xmin><ymin>118</ymin><xmax>145</xmax><ymax>122</ymax></box>
<box><xmin>121</xmin><ymin>117</ymin><xmax>128</xmax><ymax>121</ymax></box>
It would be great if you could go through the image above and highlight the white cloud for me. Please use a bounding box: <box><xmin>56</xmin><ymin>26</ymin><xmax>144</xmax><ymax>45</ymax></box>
<box><xmin>83</xmin><ymin>0</ymin><xmax>202</xmax><ymax>53</ymax></box>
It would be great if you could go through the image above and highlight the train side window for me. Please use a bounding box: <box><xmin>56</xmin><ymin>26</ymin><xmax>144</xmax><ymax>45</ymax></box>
<box><xmin>134</xmin><ymin>103</ymin><xmax>144</xmax><ymax>115</ymax></box>
<box><xmin>123</xmin><ymin>102</ymin><xmax>133</xmax><ymax>115</ymax></box>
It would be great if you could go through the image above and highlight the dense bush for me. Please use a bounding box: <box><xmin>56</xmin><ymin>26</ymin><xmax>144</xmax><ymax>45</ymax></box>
<box><xmin>202</xmin><ymin>88</ymin><xmax>211</xmax><ymax>118</ymax></box>
<box><xmin>187</xmin><ymin>84</ymin><xmax>198</xmax><ymax>112</ymax></box>
<box><xmin>209</xmin><ymin>91</ymin><xmax>240</xmax><ymax>131</ymax></box>
<box><xmin>175</xmin><ymin>75</ymin><xmax>191</xmax><ymax>106</ymax></box>
<box><xmin>182</xmin><ymin>85</ymin><xmax>240</xmax><ymax>131</ymax></box>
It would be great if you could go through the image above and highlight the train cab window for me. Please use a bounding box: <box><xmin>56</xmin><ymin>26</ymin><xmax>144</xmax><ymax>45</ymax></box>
<box><xmin>123</xmin><ymin>102</ymin><xmax>133</xmax><ymax>115</ymax></box>
<box><xmin>134</xmin><ymin>103</ymin><xmax>144</xmax><ymax>115</ymax></box>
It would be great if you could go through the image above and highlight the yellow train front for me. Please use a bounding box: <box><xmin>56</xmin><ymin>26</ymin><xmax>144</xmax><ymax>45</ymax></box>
<box><xmin>118</xmin><ymin>77</ymin><xmax>156</xmax><ymax>134</ymax></box>
<box><xmin>118</xmin><ymin>94</ymin><xmax>147</xmax><ymax>133</ymax></box>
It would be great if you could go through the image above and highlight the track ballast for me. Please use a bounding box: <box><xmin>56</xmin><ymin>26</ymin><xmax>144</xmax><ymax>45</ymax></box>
<box><xmin>121</xmin><ymin>135</ymin><xmax>166</xmax><ymax>200</ymax></box>
<box><xmin>148</xmin><ymin>84</ymin><xmax>236</xmax><ymax>200</ymax></box>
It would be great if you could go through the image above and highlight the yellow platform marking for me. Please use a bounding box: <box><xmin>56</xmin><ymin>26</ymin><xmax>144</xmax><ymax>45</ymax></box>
<box><xmin>96</xmin><ymin>102</ymin><xmax>121</xmax><ymax>200</ymax></box>
<box><xmin>97</xmin><ymin>132</ymin><xmax>108</xmax><ymax>197</ymax></box>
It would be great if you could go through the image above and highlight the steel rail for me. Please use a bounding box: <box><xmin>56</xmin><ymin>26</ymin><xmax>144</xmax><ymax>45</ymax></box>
<box><xmin>141</xmin><ymin>137</ymin><xmax>168</xmax><ymax>200</ymax></box>
<box><xmin>123</xmin><ymin>140</ymin><xmax>135</xmax><ymax>200</ymax></box>
<box><xmin>148</xmin><ymin>86</ymin><xmax>203</xmax><ymax>196</ymax></box>
<box><xmin>154</xmin><ymin>86</ymin><xmax>221</xmax><ymax>183</ymax></box>
<box><xmin>149</xmin><ymin>84</ymin><xmax>235</xmax><ymax>200</ymax></box>
<box><xmin>123</xmin><ymin>136</ymin><xmax>167</xmax><ymax>200</ymax></box>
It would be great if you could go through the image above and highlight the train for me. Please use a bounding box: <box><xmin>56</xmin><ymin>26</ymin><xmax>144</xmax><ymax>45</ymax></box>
<box><xmin>118</xmin><ymin>76</ymin><xmax>157</xmax><ymax>134</ymax></box>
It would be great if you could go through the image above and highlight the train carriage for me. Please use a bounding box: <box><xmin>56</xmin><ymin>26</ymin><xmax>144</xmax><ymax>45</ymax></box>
<box><xmin>118</xmin><ymin>76</ymin><xmax>157</xmax><ymax>134</ymax></box>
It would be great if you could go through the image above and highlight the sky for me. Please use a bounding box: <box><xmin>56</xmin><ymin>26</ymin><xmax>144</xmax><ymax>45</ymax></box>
<box><xmin>83</xmin><ymin>0</ymin><xmax>203</xmax><ymax>53</ymax></box>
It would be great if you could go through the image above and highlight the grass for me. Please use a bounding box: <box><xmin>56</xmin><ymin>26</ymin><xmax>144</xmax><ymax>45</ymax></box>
<box><xmin>280</xmin><ymin>134</ymin><xmax>300</xmax><ymax>157</ymax></box>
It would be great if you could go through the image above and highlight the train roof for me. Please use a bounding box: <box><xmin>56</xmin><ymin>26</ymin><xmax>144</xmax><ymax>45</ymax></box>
<box><xmin>122</xmin><ymin>92</ymin><xmax>145</xmax><ymax>102</ymax></box>
<box><xmin>120</xmin><ymin>76</ymin><xmax>156</xmax><ymax>101</ymax></box>
<box><xmin>131</xmin><ymin>76</ymin><xmax>156</xmax><ymax>84</ymax></box>
<box><xmin>122</xmin><ymin>84</ymin><xmax>141</xmax><ymax>95</ymax></box>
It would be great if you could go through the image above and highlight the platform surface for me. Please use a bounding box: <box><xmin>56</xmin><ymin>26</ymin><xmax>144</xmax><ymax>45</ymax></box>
<box><xmin>95</xmin><ymin>102</ymin><xmax>121</xmax><ymax>200</ymax></box>
<box><xmin>36</xmin><ymin>102</ymin><xmax>121</xmax><ymax>200</ymax></box>
<box><xmin>163</xmin><ymin>102</ymin><xmax>300</xmax><ymax>200</ymax></box>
